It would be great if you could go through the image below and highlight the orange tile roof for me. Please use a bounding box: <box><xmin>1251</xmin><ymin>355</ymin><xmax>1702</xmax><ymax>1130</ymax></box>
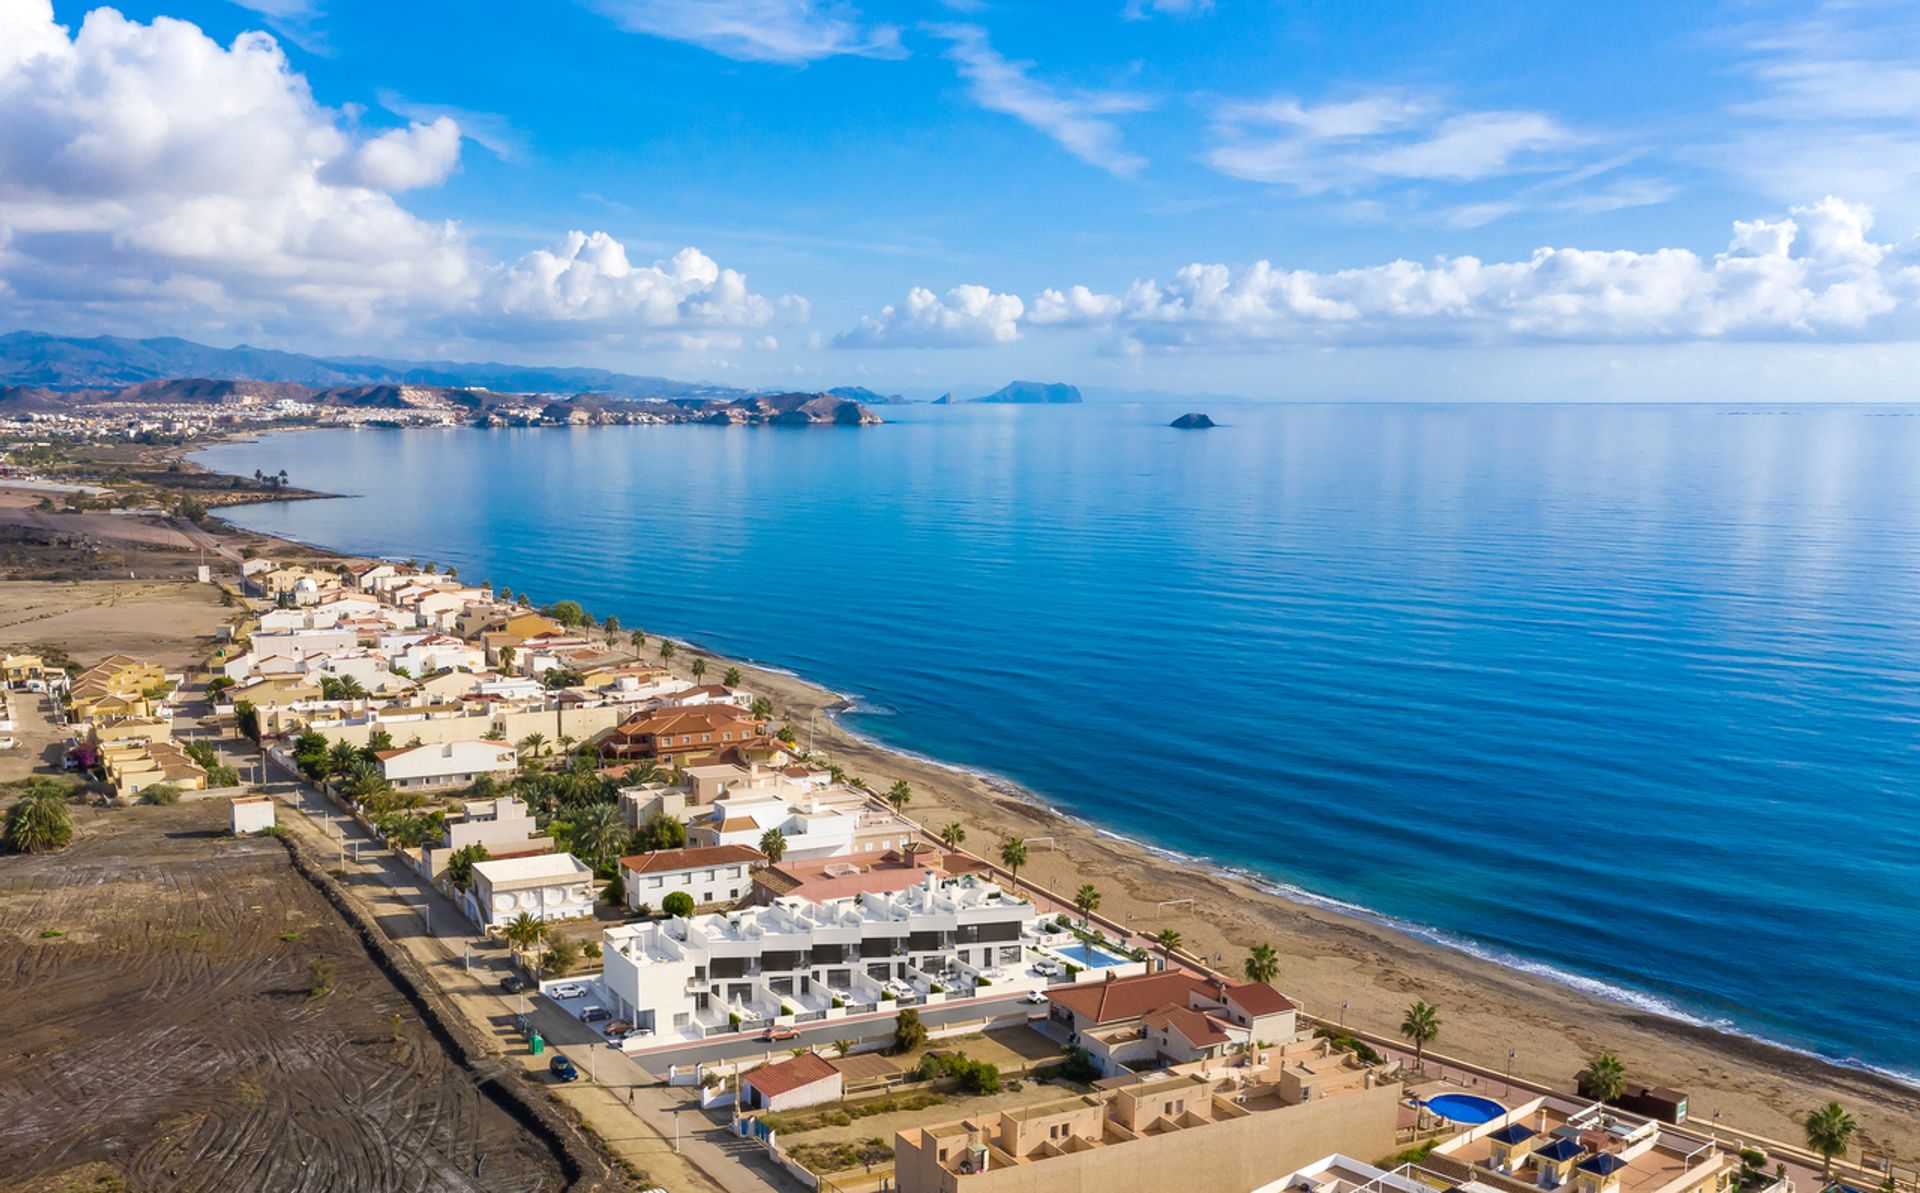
<box><xmin>743</xmin><ymin>1052</ymin><xmax>838</xmax><ymax>1099</ymax></box>
<box><xmin>1143</xmin><ymin>1004</ymin><xmax>1231</xmax><ymax>1047</ymax></box>
<box><xmin>1222</xmin><ymin>982</ymin><xmax>1296</xmax><ymax>1016</ymax></box>
<box><xmin>1046</xmin><ymin>972</ymin><xmax>1206</xmax><ymax>1026</ymax></box>
<box><xmin>618</xmin><ymin>844</ymin><xmax>765</xmax><ymax>874</ymax></box>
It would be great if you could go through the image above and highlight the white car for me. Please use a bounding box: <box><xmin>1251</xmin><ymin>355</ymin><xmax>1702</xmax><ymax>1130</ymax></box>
<box><xmin>547</xmin><ymin>982</ymin><xmax>588</xmax><ymax>1001</ymax></box>
<box><xmin>1032</xmin><ymin>959</ymin><xmax>1061</xmax><ymax>977</ymax></box>
<box><xmin>0</xmin><ymin>736</ymin><xmax>15</xmax><ymax>750</ymax></box>
<box><xmin>1023</xmin><ymin>990</ymin><xmax>1049</xmax><ymax>1005</ymax></box>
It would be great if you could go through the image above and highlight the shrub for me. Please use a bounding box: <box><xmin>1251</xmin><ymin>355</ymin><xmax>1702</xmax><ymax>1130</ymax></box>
<box><xmin>889</xmin><ymin>1008</ymin><xmax>926</xmax><ymax>1055</ymax></box>
<box><xmin>661</xmin><ymin>890</ymin><xmax>695</xmax><ymax>918</ymax></box>
<box><xmin>974</xmin><ymin>975</ymin><xmax>990</xmax><ymax>987</ymax></box>
<box><xmin>879</xmin><ymin>989</ymin><xmax>895</xmax><ymax>1001</ymax></box>
<box><xmin>139</xmin><ymin>784</ymin><xmax>184</xmax><ymax>805</ymax></box>
<box><xmin>583</xmin><ymin>940</ymin><xmax>602</xmax><ymax>961</ymax></box>
<box><xmin>541</xmin><ymin>937</ymin><xmax>581</xmax><ymax>976</ymax></box>
<box><xmin>781</xmin><ymin>1004</ymin><xmax>796</xmax><ymax>1017</ymax></box>
<box><xmin>308</xmin><ymin>958</ymin><xmax>336</xmax><ymax>998</ymax></box>
<box><xmin>929</xmin><ymin>982</ymin><xmax>945</xmax><ymax>994</ymax></box>
<box><xmin>831</xmin><ymin>996</ymin><xmax>846</xmax><ymax>1009</ymax></box>
<box><xmin>729</xmin><ymin>1012</ymin><xmax>743</xmax><ymax>1028</ymax></box>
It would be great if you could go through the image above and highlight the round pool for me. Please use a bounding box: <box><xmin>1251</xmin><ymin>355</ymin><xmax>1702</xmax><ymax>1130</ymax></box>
<box><xmin>1423</xmin><ymin>1093</ymin><xmax>1506</xmax><ymax>1124</ymax></box>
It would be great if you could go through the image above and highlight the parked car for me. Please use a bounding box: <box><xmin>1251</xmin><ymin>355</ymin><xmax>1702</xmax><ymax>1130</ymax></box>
<box><xmin>0</xmin><ymin>736</ymin><xmax>15</xmax><ymax>750</ymax></box>
<box><xmin>580</xmin><ymin>1005</ymin><xmax>611</xmax><ymax>1023</ymax></box>
<box><xmin>500</xmin><ymin>974</ymin><xmax>526</xmax><ymax>994</ymax></box>
<box><xmin>761</xmin><ymin>1025</ymin><xmax>800</xmax><ymax>1042</ymax></box>
<box><xmin>1032</xmin><ymin>959</ymin><xmax>1061</xmax><ymax>977</ymax></box>
<box><xmin>547</xmin><ymin>982</ymin><xmax>587</xmax><ymax>1000</ymax></box>
<box><xmin>1023</xmin><ymin>990</ymin><xmax>1049</xmax><ymax>1005</ymax></box>
<box><xmin>548</xmin><ymin>1054</ymin><xmax>579</xmax><ymax>1082</ymax></box>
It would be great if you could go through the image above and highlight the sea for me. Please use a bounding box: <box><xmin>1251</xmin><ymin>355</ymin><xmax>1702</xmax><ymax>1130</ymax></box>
<box><xmin>194</xmin><ymin>401</ymin><xmax>1920</xmax><ymax>1083</ymax></box>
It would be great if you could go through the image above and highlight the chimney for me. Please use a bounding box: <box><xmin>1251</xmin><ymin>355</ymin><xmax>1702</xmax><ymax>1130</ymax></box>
<box><xmin>925</xmin><ymin>869</ymin><xmax>938</xmax><ymax>895</ymax></box>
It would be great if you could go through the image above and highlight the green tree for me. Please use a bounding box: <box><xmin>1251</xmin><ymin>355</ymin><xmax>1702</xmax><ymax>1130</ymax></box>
<box><xmin>139</xmin><ymin>783</ymin><xmax>183</xmax><ymax>805</ymax></box>
<box><xmin>890</xmin><ymin>1008</ymin><xmax>927</xmax><ymax>1055</ymax></box>
<box><xmin>233</xmin><ymin>699</ymin><xmax>260</xmax><ymax>742</ymax></box>
<box><xmin>632</xmin><ymin>811</ymin><xmax>687</xmax><ymax>853</ymax></box>
<box><xmin>1150</xmin><ymin>928</ymin><xmax>1182</xmax><ymax>968</ymax></box>
<box><xmin>1244</xmin><ymin>943</ymin><xmax>1279</xmax><ymax>985</ymax></box>
<box><xmin>1804</xmin><ymin>1101</ymin><xmax>1857</xmax><ymax>1181</ymax></box>
<box><xmin>325</xmin><ymin>739</ymin><xmax>359</xmax><ymax>777</ymax></box>
<box><xmin>999</xmin><ymin>837</ymin><xmax>1028</xmax><ymax>886</ymax></box>
<box><xmin>661</xmin><ymin>890</ymin><xmax>695</xmax><ymax>918</ymax></box>
<box><xmin>886</xmin><ymin>779</ymin><xmax>912</xmax><ymax>812</ymax></box>
<box><xmin>544</xmin><ymin>600</ymin><xmax>586</xmax><ymax>627</ymax></box>
<box><xmin>497</xmin><ymin>645</ymin><xmax>515</xmax><ymax>671</ymax></box>
<box><xmin>1073</xmin><ymin>883</ymin><xmax>1101</xmax><ymax>925</ymax></box>
<box><xmin>518</xmin><ymin>732</ymin><xmax>548</xmax><ymax>760</ymax></box>
<box><xmin>691</xmin><ymin>657</ymin><xmax>707</xmax><ymax>682</ymax></box>
<box><xmin>603</xmin><ymin>615</ymin><xmax>620</xmax><ymax>641</ymax></box>
<box><xmin>629</xmin><ymin>628</ymin><xmax>646</xmax><ymax>651</ymax></box>
<box><xmin>939</xmin><ymin>822</ymin><xmax>967</xmax><ymax>850</ymax></box>
<box><xmin>658</xmin><ymin>640</ymin><xmax>677</xmax><ymax>664</ymax></box>
<box><xmin>759</xmin><ymin>827</ymin><xmax>787</xmax><ymax>863</ymax></box>
<box><xmin>1583</xmin><ymin>1051</ymin><xmax>1628</xmax><ymax>1102</ymax></box>
<box><xmin>4</xmin><ymin>783</ymin><xmax>74</xmax><ymax>853</ymax></box>
<box><xmin>541</xmin><ymin>937</ymin><xmax>582</xmax><ymax>977</ymax></box>
<box><xmin>571</xmin><ymin>802</ymin><xmax>630</xmax><ymax>870</ymax></box>
<box><xmin>724</xmin><ymin>666</ymin><xmax>742</xmax><ymax>687</ymax></box>
<box><xmin>750</xmin><ymin>696</ymin><xmax>774</xmax><ymax>720</ymax></box>
<box><xmin>446</xmin><ymin>843</ymin><xmax>490</xmax><ymax>891</ymax></box>
<box><xmin>1401</xmin><ymin>1000</ymin><xmax>1441</xmax><ymax>1068</ymax></box>
<box><xmin>502</xmin><ymin>912</ymin><xmax>548</xmax><ymax>968</ymax></box>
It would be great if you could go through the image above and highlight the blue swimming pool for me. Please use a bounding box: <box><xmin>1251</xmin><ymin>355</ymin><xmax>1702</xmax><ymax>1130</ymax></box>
<box><xmin>1424</xmin><ymin>1094</ymin><xmax>1506</xmax><ymax>1124</ymax></box>
<box><xmin>1052</xmin><ymin>942</ymin><xmax>1131</xmax><ymax>968</ymax></box>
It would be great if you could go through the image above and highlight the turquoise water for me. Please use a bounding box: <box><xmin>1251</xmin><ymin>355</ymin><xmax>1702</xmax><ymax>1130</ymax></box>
<box><xmin>195</xmin><ymin>403</ymin><xmax>1920</xmax><ymax>1082</ymax></box>
<box><xmin>1423</xmin><ymin>1094</ymin><xmax>1506</xmax><ymax>1124</ymax></box>
<box><xmin>1052</xmin><ymin>942</ymin><xmax>1132</xmax><ymax>969</ymax></box>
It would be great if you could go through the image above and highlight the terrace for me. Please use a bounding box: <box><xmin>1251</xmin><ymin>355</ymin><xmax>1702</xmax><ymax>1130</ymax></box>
<box><xmin>1433</xmin><ymin>1097</ymin><xmax>1732</xmax><ymax>1193</ymax></box>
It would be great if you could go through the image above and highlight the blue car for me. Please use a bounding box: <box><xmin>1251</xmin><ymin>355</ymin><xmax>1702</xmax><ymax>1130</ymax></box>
<box><xmin>549</xmin><ymin>1054</ymin><xmax>579</xmax><ymax>1082</ymax></box>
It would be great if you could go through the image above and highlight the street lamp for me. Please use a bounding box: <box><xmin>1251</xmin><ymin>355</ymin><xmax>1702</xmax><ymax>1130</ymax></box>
<box><xmin>1339</xmin><ymin>1001</ymin><xmax>1348</xmax><ymax>1030</ymax></box>
<box><xmin>1505</xmin><ymin>1048</ymin><xmax>1516</xmax><ymax>1094</ymax></box>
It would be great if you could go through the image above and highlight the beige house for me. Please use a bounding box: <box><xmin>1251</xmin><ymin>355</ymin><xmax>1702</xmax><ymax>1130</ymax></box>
<box><xmin>893</xmin><ymin>1060</ymin><xmax>1399</xmax><ymax>1193</ymax></box>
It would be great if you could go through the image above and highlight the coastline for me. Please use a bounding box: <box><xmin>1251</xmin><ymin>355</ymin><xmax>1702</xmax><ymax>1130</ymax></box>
<box><xmin>191</xmin><ymin>468</ymin><xmax>1920</xmax><ymax>1160</ymax></box>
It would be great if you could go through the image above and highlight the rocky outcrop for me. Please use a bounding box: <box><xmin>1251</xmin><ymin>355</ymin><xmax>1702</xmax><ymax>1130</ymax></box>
<box><xmin>972</xmin><ymin>380</ymin><xmax>1082</xmax><ymax>404</ymax></box>
<box><xmin>1170</xmin><ymin>412</ymin><xmax>1216</xmax><ymax>429</ymax></box>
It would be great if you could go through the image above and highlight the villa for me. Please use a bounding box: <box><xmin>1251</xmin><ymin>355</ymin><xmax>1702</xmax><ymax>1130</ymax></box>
<box><xmin>1044</xmin><ymin>971</ymin><xmax>1302</xmax><ymax>1076</ymax></box>
<box><xmin>1426</xmin><ymin>1094</ymin><xmax>1735</xmax><ymax>1193</ymax></box>
<box><xmin>892</xmin><ymin>1053</ymin><xmax>1399</xmax><ymax>1193</ymax></box>
<box><xmin>375</xmin><ymin>740</ymin><xmax>520</xmax><ymax>790</ymax></box>
<box><xmin>465</xmin><ymin>853</ymin><xmax>596</xmax><ymax>930</ymax></box>
<box><xmin>600</xmin><ymin>871</ymin><xmax>1036</xmax><ymax>1038</ymax></box>
<box><xmin>419</xmin><ymin>795</ymin><xmax>553</xmax><ymax>877</ymax></box>
<box><xmin>600</xmin><ymin>705</ymin><xmax>771</xmax><ymax>766</ymax></box>
<box><xmin>618</xmin><ymin>843</ymin><xmax>766</xmax><ymax>910</ymax></box>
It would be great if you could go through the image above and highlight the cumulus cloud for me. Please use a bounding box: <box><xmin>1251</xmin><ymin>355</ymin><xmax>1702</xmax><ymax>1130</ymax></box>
<box><xmin>0</xmin><ymin>2</ymin><xmax>785</xmax><ymax>349</ymax></box>
<box><xmin>834</xmin><ymin>284</ymin><xmax>1024</xmax><ymax>348</ymax></box>
<box><xmin>928</xmin><ymin>24</ymin><xmax>1149</xmax><ymax>177</ymax></box>
<box><xmin>1206</xmin><ymin>89</ymin><xmax>1574</xmax><ymax>192</ymax></box>
<box><xmin>586</xmin><ymin>0</ymin><xmax>903</xmax><ymax>64</ymax></box>
<box><xmin>864</xmin><ymin>199</ymin><xmax>1917</xmax><ymax>351</ymax></box>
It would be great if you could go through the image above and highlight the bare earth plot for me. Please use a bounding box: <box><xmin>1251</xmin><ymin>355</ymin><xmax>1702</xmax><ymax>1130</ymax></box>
<box><xmin>0</xmin><ymin>800</ymin><xmax>566</xmax><ymax>1192</ymax></box>
<box><xmin>0</xmin><ymin>580</ymin><xmax>231</xmax><ymax>671</ymax></box>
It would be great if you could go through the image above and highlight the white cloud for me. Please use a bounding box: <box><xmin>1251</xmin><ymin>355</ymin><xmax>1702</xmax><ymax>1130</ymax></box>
<box><xmin>586</xmin><ymin>0</ymin><xmax>903</xmax><ymax>64</ymax></box>
<box><xmin>0</xmin><ymin>2</ymin><xmax>786</xmax><ymax>350</ymax></box>
<box><xmin>1122</xmin><ymin>0</ymin><xmax>1212</xmax><ymax>18</ymax></box>
<box><xmin>378</xmin><ymin>90</ymin><xmax>525</xmax><ymax>162</ymax></box>
<box><xmin>834</xmin><ymin>284</ymin><xmax>1024</xmax><ymax>348</ymax></box>
<box><xmin>337</xmin><ymin>117</ymin><xmax>462</xmax><ymax>191</ymax></box>
<box><xmin>928</xmin><ymin>24</ymin><xmax>1149</xmax><ymax>177</ymax></box>
<box><xmin>916</xmin><ymin>199</ymin><xmax>1916</xmax><ymax>350</ymax></box>
<box><xmin>1206</xmin><ymin>89</ymin><xmax>1574</xmax><ymax>191</ymax></box>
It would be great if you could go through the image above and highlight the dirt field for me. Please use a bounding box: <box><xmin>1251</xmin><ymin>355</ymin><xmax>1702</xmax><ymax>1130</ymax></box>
<box><xmin>0</xmin><ymin>799</ymin><xmax>568</xmax><ymax>1192</ymax></box>
<box><xmin>0</xmin><ymin>580</ymin><xmax>234</xmax><ymax>671</ymax></box>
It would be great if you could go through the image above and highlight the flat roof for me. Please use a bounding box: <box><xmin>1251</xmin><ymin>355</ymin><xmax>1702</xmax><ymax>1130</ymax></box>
<box><xmin>472</xmin><ymin>853</ymin><xmax>589</xmax><ymax>882</ymax></box>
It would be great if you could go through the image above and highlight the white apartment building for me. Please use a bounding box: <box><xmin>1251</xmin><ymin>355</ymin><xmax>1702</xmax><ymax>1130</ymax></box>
<box><xmin>601</xmin><ymin>871</ymin><xmax>1037</xmax><ymax>1037</ymax></box>
<box><xmin>618</xmin><ymin>844</ymin><xmax>764</xmax><ymax>910</ymax></box>
<box><xmin>420</xmin><ymin>795</ymin><xmax>553</xmax><ymax>876</ymax></box>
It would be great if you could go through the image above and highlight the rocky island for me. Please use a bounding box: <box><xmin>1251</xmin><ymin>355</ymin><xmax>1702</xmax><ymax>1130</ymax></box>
<box><xmin>1171</xmin><ymin>412</ymin><xmax>1217</xmax><ymax>428</ymax></box>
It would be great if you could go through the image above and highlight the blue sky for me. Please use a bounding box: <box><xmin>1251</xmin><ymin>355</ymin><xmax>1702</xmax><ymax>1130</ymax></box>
<box><xmin>8</xmin><ymin>0</ymin><xmax>1920</xmax><ymax>399</ymax></box>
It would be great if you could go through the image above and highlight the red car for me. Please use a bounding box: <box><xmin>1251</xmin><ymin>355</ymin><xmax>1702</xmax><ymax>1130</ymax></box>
<box><xmin>760</xmin><ymin>1025</ymin><xmax>800</xmax><ymax>1042</ymax></box>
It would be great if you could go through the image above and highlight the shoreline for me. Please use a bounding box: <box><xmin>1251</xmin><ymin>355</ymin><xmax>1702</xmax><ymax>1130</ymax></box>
<box><xmin>188</xmin><ymin>453</ymin><xmax>1920</xmax><ymax>1159</ymax></box>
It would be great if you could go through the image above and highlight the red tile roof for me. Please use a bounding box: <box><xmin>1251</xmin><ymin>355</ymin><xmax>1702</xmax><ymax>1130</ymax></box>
<box><xmin>618</xmin><ymin>844</ymin><xmax>764</xmax><ymax>874</ymax></box>
<box><xmin>1143</xmin><ymin>1004</ymin><xmax>1231</xmax><ymax>1048</ymax></box>
<box><xmin>1222</xmin><ymin>982</ymin><xmax>1297</xmax><ymax>1016</ymax></box>
<box><xmin>1045</xmin><ymin>972</ymin><xmax>1206</xmax><ymax>1026</ymax></box>
<box><xmin>743</xmin><ymin>1051</ymin><xmax>838</xmax><ymax>1099</ymax></box>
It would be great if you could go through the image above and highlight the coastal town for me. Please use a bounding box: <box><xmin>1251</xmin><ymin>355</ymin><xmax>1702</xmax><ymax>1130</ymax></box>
<box><xmin>1</xmin><ymin>450</ymin><xmax>1914</xmax><ymax>1193</ymax></box>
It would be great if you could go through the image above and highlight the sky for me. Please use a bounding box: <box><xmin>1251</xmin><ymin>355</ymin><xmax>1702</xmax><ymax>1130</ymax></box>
<box><xmin>7</xmin><ymin>0</ymin><xmax>1920</xmax><ymax>400</ymax></box>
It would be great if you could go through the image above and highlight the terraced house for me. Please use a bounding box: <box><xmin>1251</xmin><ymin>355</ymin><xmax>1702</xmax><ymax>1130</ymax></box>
<box><xmin>600</xmin><ymin>705</ymin><xmax>771</xmax><ymax>767</ymax></box>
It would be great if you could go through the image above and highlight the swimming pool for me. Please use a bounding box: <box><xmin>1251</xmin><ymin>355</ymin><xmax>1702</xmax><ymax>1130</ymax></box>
<box><xmin>1051</xmin><ymin>941</ymin><xmax>1131</xmax><ymax>968</ymax></box>
<box><xmin>1424</xmin><ymin>1094</ymin><xmax>1506</xmax><ymax>1124</ymax></box>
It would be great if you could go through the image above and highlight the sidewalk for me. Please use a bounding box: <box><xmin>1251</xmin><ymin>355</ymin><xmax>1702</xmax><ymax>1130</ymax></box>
<box><xmin>269</xmin><ymin>772</ymin><xmax>793</xmax><ymax>1193</ymax></box>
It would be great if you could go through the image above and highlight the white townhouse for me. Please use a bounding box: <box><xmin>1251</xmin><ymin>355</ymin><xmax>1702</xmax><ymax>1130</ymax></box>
<box><xmin>601</xmin><ymin>871</ymin><xmax>1037</xmax><ymax>1037</ymax></box>
<box><xmin>466</xmin><ymin>853</ymin><xmax>596</xmax><ymax>930</ymax></box>
<box><xmin>420</xmin><ymin>795</ymin><xmax>553</xmax><ymax>877</ymax></box>
<box><xmin>376</xmin><ymin>740</ymin><xmax>520</xmax><ymax>790</ymax></box>
<box><xmin>618</xmin><ymin>844</ymin><xmax>765</xmax><ymax>911</ymax></box>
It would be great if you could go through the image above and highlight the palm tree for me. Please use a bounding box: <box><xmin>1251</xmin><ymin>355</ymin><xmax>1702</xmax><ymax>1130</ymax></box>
<box><xmin>503</xmin><ymin>912</ymin><xmax>549</xmax><ymax>971</ymax></box>
<box><xmin>629</xmin><ymin>629</ymin><xmax>646</xmax><ymax>652</ymax></box>
<box><xmin>4</xmin><ymin>785</ymin><xmax>74</xmax><ymax>853</ymax></box>
<box><xmin>1803</xmin><ymin>1101</ymin><xmax>1857</xmax><ymax>1181</ymax></box>
<box><xmin>724</xmin><ymin>666</ymin><xmax>742</xmax><ymax>687</ymax></box>
<box><xmin>1584</xmin><ymin>1051</ymin><xmax>1628</xmax><ymax>1102</ymax></box>
<box><xmin>557</xmin><ymin>734</ymin><xmax>576</xmax><ymax>755</ymax></box>
<box><xmin>691</xmin><ymin>657</ymin><xmax>708</xmax><ymax>682</ymax></box>
<box><xmin>939</xmin><ymin>822</ymin><xmax>967</xmax><ymax>850</ymax></box>
<box><xmin>750</xmin><ymin>696</ymin><xmax>774</xmax><ymax>720</ymax></box>
<box><xmin>999</xmin><ymin>837</ymin><xmax>1028</xmax><ymax>886</ymax></box>
<box><xmin>498</xmin><ymin>645</ymin><xmax>515</xmax><ymax>671</ymax></box>
<box><xmin>572</xmin><ymin>802</ymin><xmax>630</xmax><ymax>870</ymax></box>
<box><xmin>1150</xmin><ymin>928</ymin><xmax>1182</xmax><ymax>968</ymax></box>
<box><xmin>1401</xmin><ymin>1000</ymin><xmax>1440</xmax><ymax>1069</ymax></box>
<box><xmin>325</xmin><ymin>739</ymin><xmax>359</xmax><ymax>777</ymax></box>
<box><xmin>1073</xmin><ymin>883</ymin><xmax>1101</xmax><ymax>925</ymax></box>
<box><xmin>603</xmin><ymin>615</ymin><xmax>620</xmax><ymax>643</ymax></box>
<box><xmin>887</xmin><ymin>779</ymin><xmax>912</xmax><ymax>812</ymax></box>
<box><xmin>1244</xmin><ymin>943</ymin><xmax>1279</xmax><ymax>985</ymax></box>
<box><xmin>517</xmin><ymin>732</ymin><xmax>547</xmax><ymax>760</ymax></box>
<box><xmin>658</xmin><ymin>640</ymin><xmax>677</xmax><ymax>664</ymax></box>
<box><xmin>759</xmin><ymin>827</ymin><xmax>787</xmax><ymax>863</ymax></box>
<box><xmin>336</xmin><ymin>674</ymin><xmax>368</xmax><ymax>700</ymax></box>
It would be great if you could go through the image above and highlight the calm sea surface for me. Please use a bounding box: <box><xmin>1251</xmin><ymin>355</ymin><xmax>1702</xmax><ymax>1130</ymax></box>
<box><xmin>196</xmin><ymin>403</ymin><xmax>1920</xmax><ymax>1079</ymax></box>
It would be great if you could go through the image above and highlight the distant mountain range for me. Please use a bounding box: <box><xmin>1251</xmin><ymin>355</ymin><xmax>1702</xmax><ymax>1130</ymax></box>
<box><xmin>0</xmin><ymin>330</ymin><xmax>750</xmax><ymax>398</ymax></box>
